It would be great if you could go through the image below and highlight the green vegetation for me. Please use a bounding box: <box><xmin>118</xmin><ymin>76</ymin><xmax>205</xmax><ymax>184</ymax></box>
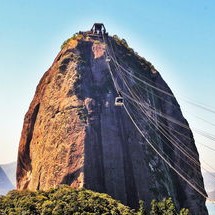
<box><xmin>137</xmin><ymin>200</ymin><xmax>145</xmax><ymax>215</ymax></box>
<box><xmin>0</xmin><ymin>186</ymin><xmax>133</xmax><ymax>215</ymax></box>
<box><xmin>61</xmin><ymin>33</ymin><xmax>83</xmax><ymax>49</ymax></box>
<box><xmin>150</xmin><ymin>198</ymin><xmax>176</xmax><ymax>215</ymax></box>
<box><xmin>0</xmin><ymin>186</ymin><xmax>189</xmax><ymax>215</ymax></box>
<box><xmin>93</xmin><ymin>40</ymin><xmax>102</xmax><ymax>45</ymax></box>
<box><xmin>112</xmin><ymin>35</ymin><xmax>130</xmax><ymax>50</ymax></box>
<box><xmin>149</xmin><ymin>198</ymin><xmax>189</xmax><ymax>215</ymax></box>
<box><xmin>112</xmin><ymin>34</ymin><xmax>157</xmax><ymax>76</ymax></box>
<box><xmin>76</xmin><ymin>105</ymin><xmax>88</xmax><ymax>123</ymax></box>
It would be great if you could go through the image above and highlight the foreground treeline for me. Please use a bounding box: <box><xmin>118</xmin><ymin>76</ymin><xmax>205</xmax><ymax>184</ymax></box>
<box><xmin>0</xmin><ymin>185</ymin><xmax>189</xmax><ymax>215</ymax></box>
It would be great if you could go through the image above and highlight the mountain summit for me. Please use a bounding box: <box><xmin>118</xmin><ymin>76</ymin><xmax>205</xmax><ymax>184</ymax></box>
<box><xmin>17</xmin><ymin>24</ymin><xmax>208</xmax><ymax>214</ymax></box>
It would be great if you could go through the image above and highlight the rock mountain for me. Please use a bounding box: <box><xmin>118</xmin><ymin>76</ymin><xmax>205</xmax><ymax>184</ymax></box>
<box><xmin>0</xmin><ymin>167</ymin><xmax>13</xmax><ymax>195</ymax></box>
<box><xmin>0</xmin><ymin>162</ymin><xmax>16</xmax><ymax>195</ymax></box>
<box><xmin>17</xmin><ymin>25</ymin><xmax>208</xmax><ymax>214</ymax></box>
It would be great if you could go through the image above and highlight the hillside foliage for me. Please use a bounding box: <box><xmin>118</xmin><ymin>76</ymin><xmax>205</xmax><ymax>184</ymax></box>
<box><xmin>0</xmin><ymin>185</ymin><xmax>189</xmax><ymax>215</ymax></box>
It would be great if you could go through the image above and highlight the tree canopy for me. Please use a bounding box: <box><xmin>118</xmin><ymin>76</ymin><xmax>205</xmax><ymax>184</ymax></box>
<box><xmin>0</xmin><ymin>185</ymin><xmax>189</xmax><ymax>215</ymax></box>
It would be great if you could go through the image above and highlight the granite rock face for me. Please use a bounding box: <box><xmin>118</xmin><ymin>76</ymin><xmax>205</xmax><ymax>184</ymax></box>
<box><xmin>17</xmin><ymin>32</ymin><xmax>208</xmax><ymax>214</ymax></box>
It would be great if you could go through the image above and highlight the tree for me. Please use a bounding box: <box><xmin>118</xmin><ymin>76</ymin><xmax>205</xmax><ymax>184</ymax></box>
<box><xmin>150</xmin><ymin>199</ymin><xmax>160</xmax><ymax>215</ymax></box>
<box><xmin>179</xmin><ymin>208</ymin><xmax>189</xmax><ymax>215</ymax></box>
<box><xmin>137</xmin><ymin>200</ymin><xmax>146</xmax><ymax>215</ymax></box>
<box><xmin>161</xmin><ymin>197</ymin><xmax>177</xmax><ymax>215</ymax></box>
<box><xmin>0</xmin><ymin>186</ymin><xmax>189</xmax><ymax>214</ymax></box>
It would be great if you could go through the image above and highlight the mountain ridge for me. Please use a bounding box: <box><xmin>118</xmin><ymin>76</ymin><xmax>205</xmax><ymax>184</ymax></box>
<box><xmin>0</xmin><ymin>166</ymin><xmax>14</xmax><ymax>195</ymax></box>
<box><xmin>1</xmin><ymin>161</ymin><xmax>16</xmax><ymax>187</ymax></box>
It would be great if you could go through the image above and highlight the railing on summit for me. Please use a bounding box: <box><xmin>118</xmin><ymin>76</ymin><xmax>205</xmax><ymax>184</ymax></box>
<box><xmin>91</xmin><ymin>23</ymin><xmax>108</xmax><ymax>35</ymax></box>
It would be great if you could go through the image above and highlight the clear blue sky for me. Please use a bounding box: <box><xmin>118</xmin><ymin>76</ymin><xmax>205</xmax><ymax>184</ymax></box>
<box><xmin>0</xmin><ymin>0</ymin><xmax>215</xmax><ymax>175</ymax></box>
